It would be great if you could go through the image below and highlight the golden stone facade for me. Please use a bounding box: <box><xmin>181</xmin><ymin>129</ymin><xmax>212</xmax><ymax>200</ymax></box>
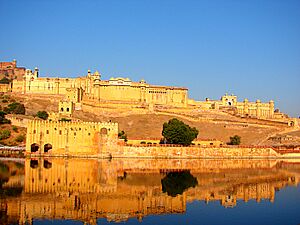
<box><xmin>11</xmin><ymin>68</ymin><xmax>188</xmax><ymax>108</ymax></box>
<box><xmin>5</xmin><ymin>64</ymin><xmax>277</xmax><ymax>119</ymax></box>
<box><xmin>26</xmin><ymin>120</ymin><xmax>119</xmax><ymax>156</ymax></box>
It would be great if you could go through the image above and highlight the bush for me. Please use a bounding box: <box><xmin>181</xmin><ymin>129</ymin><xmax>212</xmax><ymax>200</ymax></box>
<box><xmin>6</xmin><ymin>102</ymin><xmax>25</xmax><ymax>115</ymax></box>
<box><xmin>118</xmin><ymin>130</ymin><xmax>128</xmax><ymax>142</ymax></box>
<box><xmin>0</xmin><ymin>111</ymin><xmax>11</xmax><ymax>124</ymax></box>
<box><xmin>228</xmin><ymin>135</ymin><xmax>241</xmax><ymax>145</ymax></box>
<box><xmin>162</xmin><ymin>118</ymin><xmax>198</xmax><ymax>146</ymax></box>
<box><xmin>0</xmin><ymin>129</ymin><xmax>11</xmax><ymax>140</ymax></box>
<box><xmin>15</xmin><ymin>135</ymin><xmax>25</xmax><ymax>142</ymax></box>
<box><xmin>12</xmin><ymin>126</ymin><xmax>18</xmax><ymax>132</ymax></box>
<box><xmin>0</xmin><ymin>77</ymin><xmax>10</xmax><ymax>84</ymax></box>
<box><xmin>36</xmin><ymin>111</ymin><xmax>49</xmax><ymax>120</ymax></box>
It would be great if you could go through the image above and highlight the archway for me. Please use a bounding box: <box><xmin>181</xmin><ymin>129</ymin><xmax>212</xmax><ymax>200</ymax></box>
<box><xmin>31</xmin><ymin>143</ymin><xmax>39</xmax><ymax>153</ymax></box>
<box><xmin>44</xmin><ymin>143</ymin><xmax>52</xmax><ymax>153</ymax></box>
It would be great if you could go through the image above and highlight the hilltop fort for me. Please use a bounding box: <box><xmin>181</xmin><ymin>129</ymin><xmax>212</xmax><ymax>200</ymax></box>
<box><xmin>0</xmin><ymin>60</ymin><xmax>299</xmax><ymax>147</ymax></box>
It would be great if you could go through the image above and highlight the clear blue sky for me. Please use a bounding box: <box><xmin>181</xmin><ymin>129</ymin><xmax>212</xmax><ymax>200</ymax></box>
<box><xmin>0</xmin><ymin>0</ymin><xmax>299</xmax><ymax>117</ymax></box>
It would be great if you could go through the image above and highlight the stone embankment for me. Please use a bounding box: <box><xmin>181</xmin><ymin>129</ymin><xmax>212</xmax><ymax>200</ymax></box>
<box><xmin>111</xmin><ymin>145</ymin><xmax>282</xmax><ymax>159</ymax></box>
<box><xmin>25</xmin><ymin>145</ymin><xmax>300</xmax><ymax>159</ymax></box>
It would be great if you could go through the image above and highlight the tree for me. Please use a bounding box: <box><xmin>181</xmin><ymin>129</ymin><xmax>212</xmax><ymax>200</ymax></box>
<box><xmin>36</xmin><ymin>111</ymin><xmax>49</xmax><ymax>120</ymax></box>
<box><xmin>0</xmin><ymin>77</ymin><xmax>10</xmax><ymax>84</ymax></box>
<box><xmin>0</xmin><ymin>129</ymin><xmax>11</xmax><ymax>140</ymax></box>
<box><xmin>6</xmin><ymin>102</ymin><xmax>25</xmax><ymax>115</ymax></box>
<box><xmin>0</xmin><ymin>111</ymin><xmax>10</xmax><ymax>124</ymax></box>
<box><xmin>118</xmin><ymin>130</ymin><xmax>128</xmax><ymax>142</ymax></box>
<box><xmin>162</xmin><ymin>118</ymin><xmax>198</xmax><ymax>146</ymax></box>
<box><xmin>228</xmin><ymin>135</ymin><xmax>241</xmax><ymax>145</ymax></box>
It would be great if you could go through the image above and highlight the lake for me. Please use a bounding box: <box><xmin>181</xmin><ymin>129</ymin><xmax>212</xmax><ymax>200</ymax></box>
<box><xmin>0</xmin><ymin>158</ymin><xmax>300</xmax><ymax>225</ymax></box>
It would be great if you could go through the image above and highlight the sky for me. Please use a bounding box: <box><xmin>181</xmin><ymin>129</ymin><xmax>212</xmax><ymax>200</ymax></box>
<box><xmin>0</xmin><ymin>0</ymin><xmax>299</xmax><ymax>117</ymax></box>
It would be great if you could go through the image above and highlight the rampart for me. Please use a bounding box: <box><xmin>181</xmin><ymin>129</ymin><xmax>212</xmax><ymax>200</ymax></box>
<box><xmin>26</xmin><ymin>120</ymin><xmax>119</xmax><ymax>157</ymax></box>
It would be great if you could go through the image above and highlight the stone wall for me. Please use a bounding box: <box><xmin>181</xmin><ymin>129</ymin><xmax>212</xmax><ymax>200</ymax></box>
<box><xmin>110</xmin><ymin>145</ymin><xmax>279</xmax><ymax>159</ymax></box>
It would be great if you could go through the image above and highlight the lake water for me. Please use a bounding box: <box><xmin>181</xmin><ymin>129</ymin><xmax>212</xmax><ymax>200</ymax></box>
<box><xmin>0</xmin><ymin>158</ymin><xmax>300</xmax><ymax>225</ymax></box>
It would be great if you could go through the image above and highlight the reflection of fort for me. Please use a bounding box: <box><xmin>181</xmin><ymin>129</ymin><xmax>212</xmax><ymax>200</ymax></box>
<box><xmin>1</xmin><ymin>159</ymin><xmax>300</xmax><ymax>224</ymax></box>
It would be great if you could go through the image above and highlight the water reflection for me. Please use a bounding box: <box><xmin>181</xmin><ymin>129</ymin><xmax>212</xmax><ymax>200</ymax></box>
<box><xmin>0</xmin><ymin>158</ymin><xmax>299</xmax><ymax>224</ymax></box>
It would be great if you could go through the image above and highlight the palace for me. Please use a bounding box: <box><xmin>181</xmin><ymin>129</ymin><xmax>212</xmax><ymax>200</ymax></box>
<box><xmin>0</xmin><ymin>60</ymin><xmax>281</xmax><ymax>119</ymax></box>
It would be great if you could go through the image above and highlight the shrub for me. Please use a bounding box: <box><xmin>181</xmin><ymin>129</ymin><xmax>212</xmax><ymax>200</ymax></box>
<box><xmin>0</xmin><ymin>111</ymin><xmax>11</xmax><ymax>124</ymax></box>
<box><xmin>118</xmin><ymin>130</ymin><xmax>128</xmax><ymax>142</ymax></box>
<box><xmin>12</xmin><ymin>126</ymin><xmax>18</xmax><ymax>132</ymax></box>
<box><xmin>6</xmin><ymin>102</ymin><xmax>25</xmax><ymax>115</ymax></box>
<box><xmin>36</xmin><ymin>111</ymin><xmax>49</xmax><ymax>120</ymax></box>
<box><xmin>15</xmin><ymin>135</ymin><xmax>25</xmax><ymax>142</ymax></box>
<box><xmin>0</xmin><ymin>77</ymin><xmax>10</xmax><ymax>84</ymax></box>
<box><xmin>228</xmin><ymin>135</ymin><xmax>241</xmax><ymax>145</ymax></box>
<box><xmin>0</xmin><ymin>129</ymin><xmax>11</xmax><ymax>140</ymax></box>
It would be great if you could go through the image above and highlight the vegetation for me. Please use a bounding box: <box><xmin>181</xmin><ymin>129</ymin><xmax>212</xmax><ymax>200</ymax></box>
<box><xmin>4</xmin><ymin>102</ymin><xmax>25</xmax><ymax>114</ymax></box>
<box><xmin>36</xmin><ymin>111</ymin><xmax>49</xmax><ymax>120</ymax></box>
<box><xmin>161</xmin><ymin>171</ymin><xmax>198</xmax><ymax>197</ymax></box>
<box><xmin>0</xmin><ymin>111</ymin><xmax>11</xmax><ymax>124</ymax></box>
<box><xmin>15</xmin><ymin>134</ymin><xmax>25</xmax><ymax>142</ymax></box>
<box><xmin>162</xmin><ymin>118</ymin><xmax>198</xmax><ymax>146</ymax></box>
<box><xmin>0</xmin><ymin>77</ymin><xmax>10</xmax><ymax>84</ymax></box>
<box><xmin>12</xmin><ymin>125</ymin><xmax>18</xmax><ymax>132</ymax></box>
<box><xmin>0</xmin><ymin>129</ymin><xmax>11</xmax><ymax>140</ymax></box>
<box><xmin>228</xmin><ymin>135</ymin><xmax>241</xmax><ymax>145</ymax></box>
<box><xmin>118</xmin><ymin>130</ymin><xmax>128</xmax><ymax>142</ymax></box>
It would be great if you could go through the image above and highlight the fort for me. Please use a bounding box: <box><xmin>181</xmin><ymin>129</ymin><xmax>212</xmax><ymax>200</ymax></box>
<box><xmin>1</xmin><ymin>59</ymin><xmax>299</xmax><ymax>154</ymax></box>
<box><xmin>0</xmin><ymin>60</ymin><xmax>281</xmax><ymax>120</ymax></box>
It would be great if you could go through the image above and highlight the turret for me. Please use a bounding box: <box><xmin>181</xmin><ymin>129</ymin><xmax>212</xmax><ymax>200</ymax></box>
<box><xmin>34</xmin><ymin>67</ymin><xmax>39</xmax><ymax>78</ymax></box>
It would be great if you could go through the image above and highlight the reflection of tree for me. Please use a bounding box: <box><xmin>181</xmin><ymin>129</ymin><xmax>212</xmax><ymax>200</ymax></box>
<box><xmin>161</xmin><ymin>171</ymin><xmax>198</xmax><ymax>197</ymax></box>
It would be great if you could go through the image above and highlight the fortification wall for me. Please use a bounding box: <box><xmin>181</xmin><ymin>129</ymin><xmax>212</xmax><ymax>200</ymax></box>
<box><xmin>110</xmin><ymin>145</ymin><xmax>279</xmax><ymax>159</ymax></box>
<box><xmin>26</xmin><ymin>120</ymin><xmax>119</xmax><ymax>156</ymax></box>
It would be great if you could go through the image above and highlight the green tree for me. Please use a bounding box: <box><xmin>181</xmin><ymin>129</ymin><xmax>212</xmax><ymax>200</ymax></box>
<box><xmin>36</xmin><ymin>111</ymin><xmax>49</xmax><ymax>120</ymax></box>
<box><xmin>0</xmin><ymin>129</ymin><xmax>11</xmax><ymax>140</ymax></box>
<box><xmin>0</xmin><ymin>77</ymin><xmax>10</xmax><ymax>84</ymax></box>
<box><xmin>6</xmin><ymin>102</ymin><xmax>25</xmax><ymax>115</ymax></box>
<box><xmin>228</xmin><ymin>135</ymin><xmax>241</xmax><ymax>145</ymax></box>
<box><xmin>0</xmin><ymin>111</ymin><xmax>10</xmax><ymax>124</ymax></box>
<box><xmin>15</xmin><ymin>135</ymin><xmax>25</xmax><ymax>142</ymax></box>
<box><xmin>162</xmin><ymin>118</ymin><xmax>198</xmax><ymax>146</ymax></box>
<box><xmin>118</xmin><ymin>130</ymin><xmax>128</xmax><ymax>142</ymax></box>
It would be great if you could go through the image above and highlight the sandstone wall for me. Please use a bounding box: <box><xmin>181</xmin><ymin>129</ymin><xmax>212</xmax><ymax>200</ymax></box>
<box><xmin>110</xmin><ymin>145</ymin><xmax>279</xmax><ymax>159</ymax></box>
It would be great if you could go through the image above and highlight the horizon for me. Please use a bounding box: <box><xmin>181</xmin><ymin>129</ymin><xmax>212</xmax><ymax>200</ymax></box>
<box><xmin>0</xmin><ymin>0</ymin><xmax>299</xmax><ymax>117</ymax></box>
